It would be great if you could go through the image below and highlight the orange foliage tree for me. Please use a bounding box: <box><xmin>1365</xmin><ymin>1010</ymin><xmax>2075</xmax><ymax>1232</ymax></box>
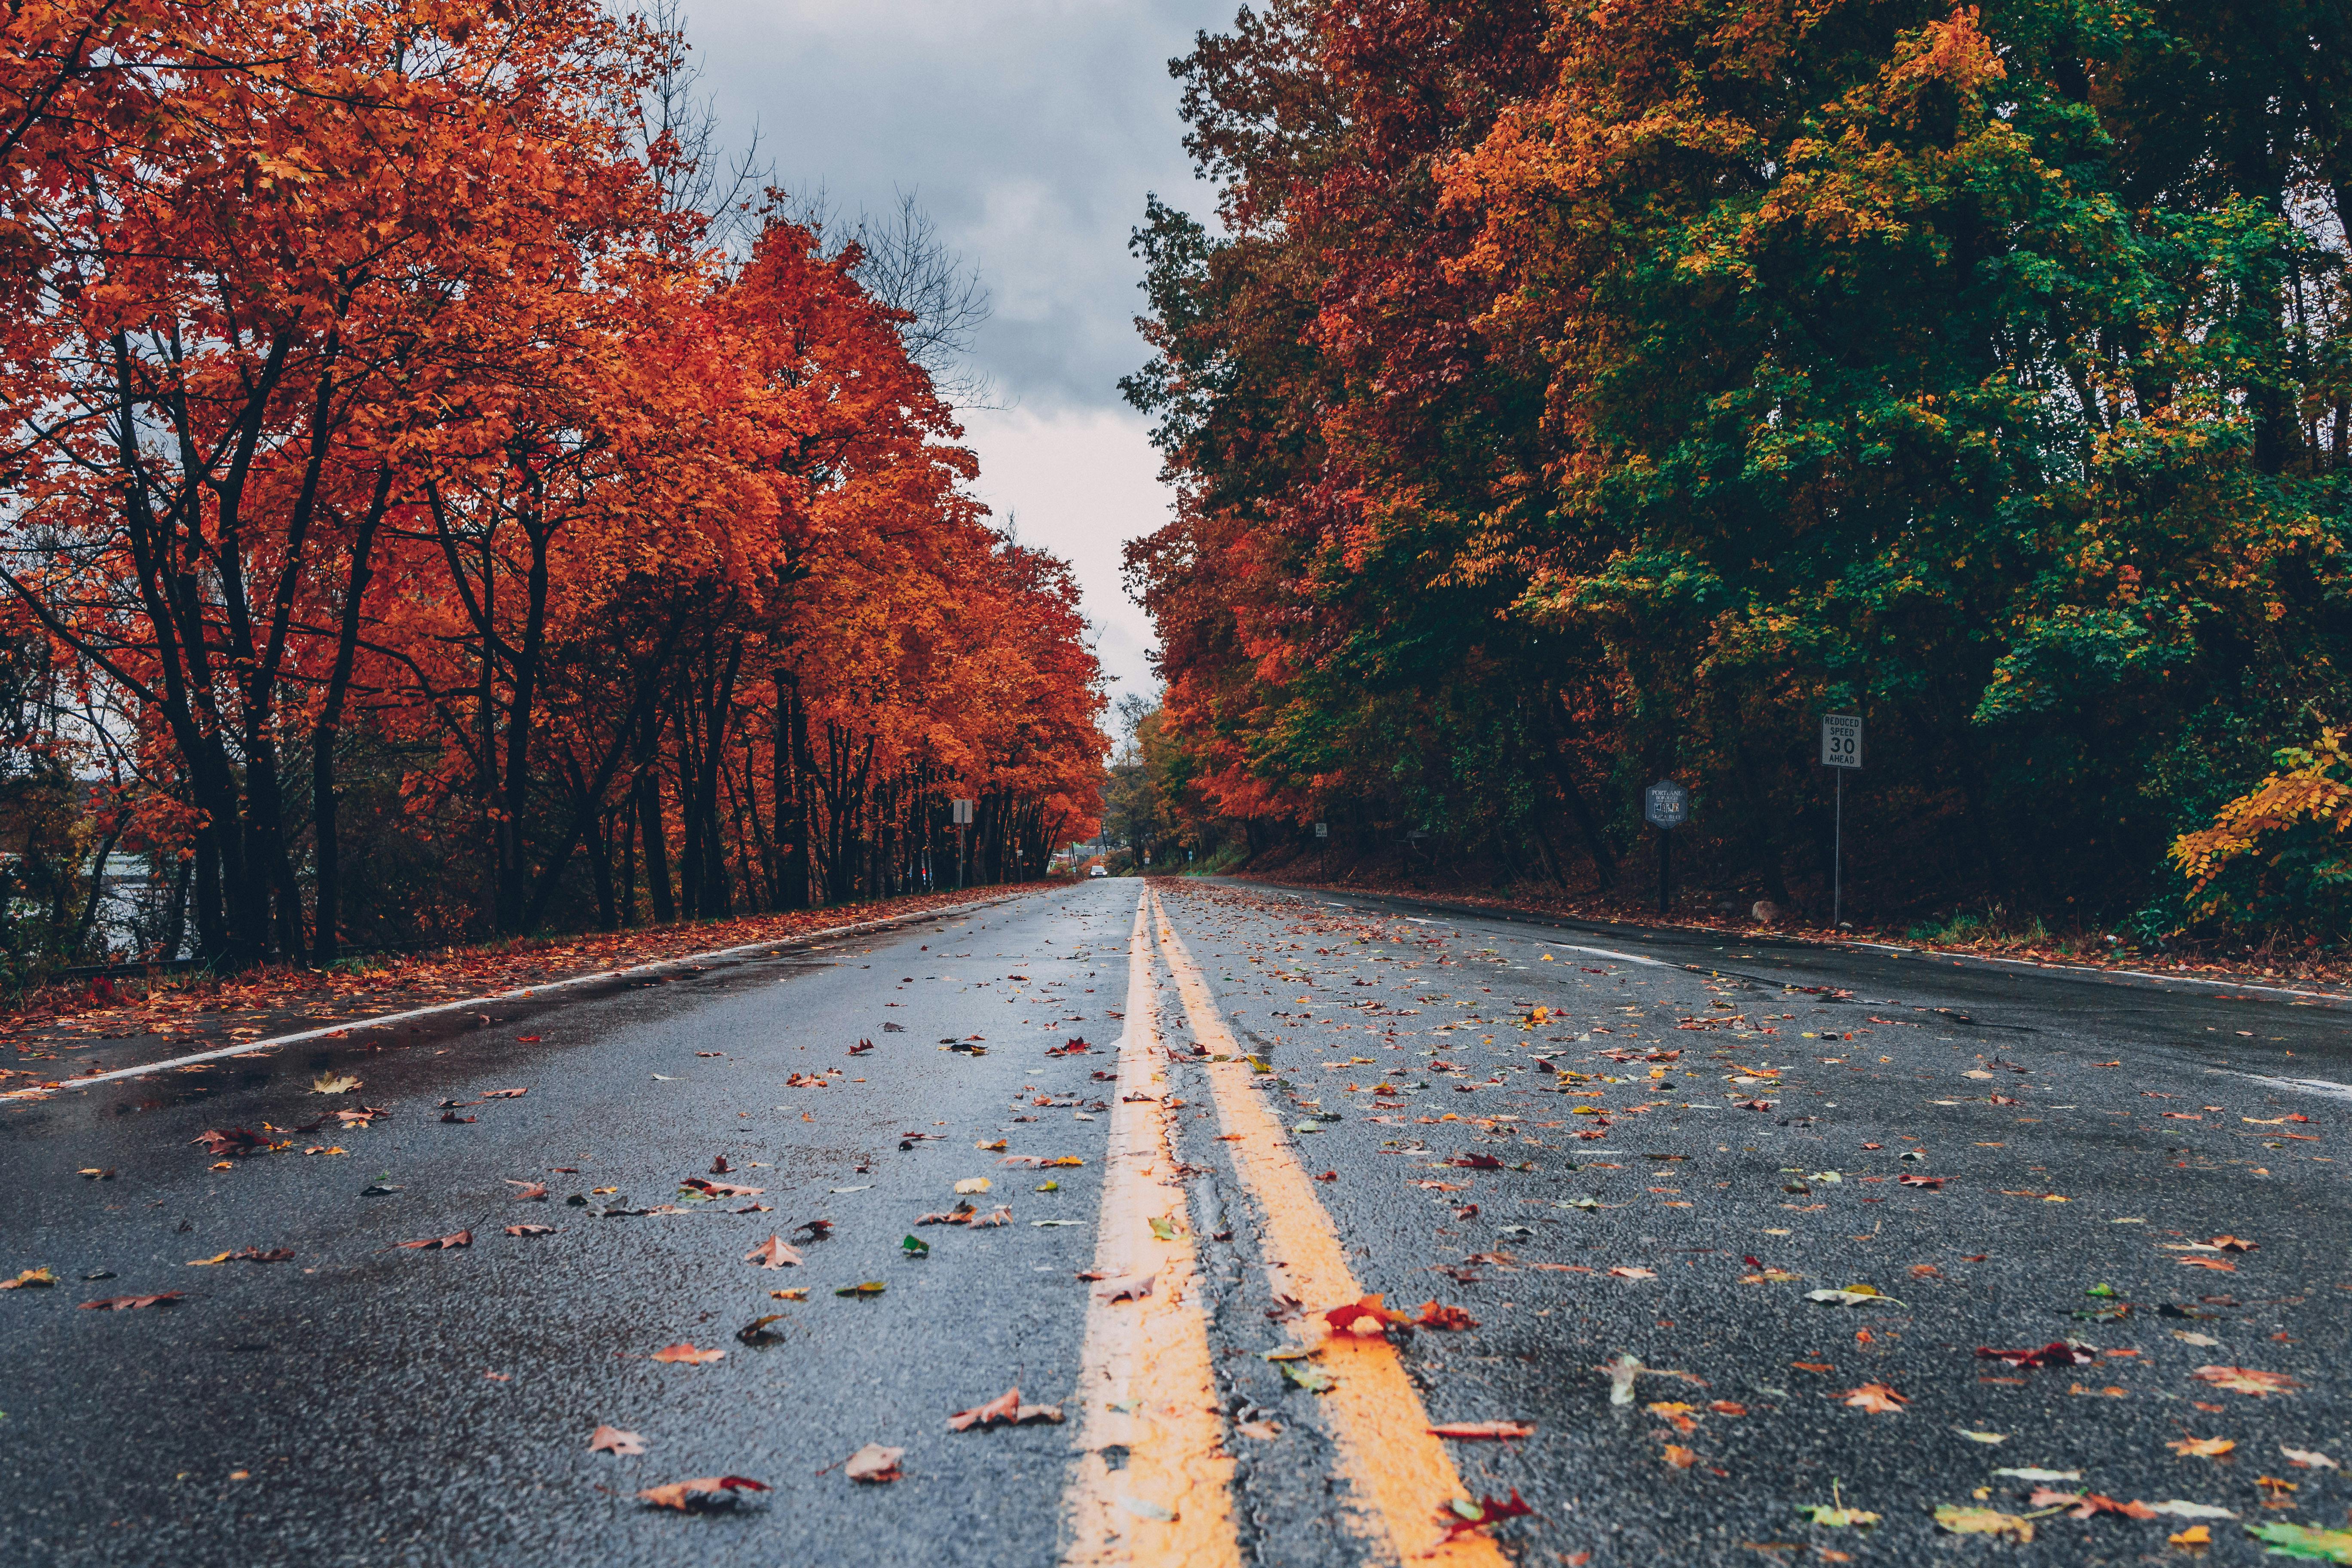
<box><xmin>0</xmin><ymin>3</ymin><xmax>1104</xmax><ymax>971</ymax></box>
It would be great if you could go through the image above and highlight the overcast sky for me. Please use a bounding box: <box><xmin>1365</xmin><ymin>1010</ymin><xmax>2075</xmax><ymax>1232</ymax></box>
<box><xmin>676</xmin><ymin>0</ymin><xmax>1236</xmax><ymax>707</ymax></box>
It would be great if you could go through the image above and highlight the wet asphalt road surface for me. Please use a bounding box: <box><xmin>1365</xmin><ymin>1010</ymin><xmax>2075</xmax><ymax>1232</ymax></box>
<box><xmin>2</xmin><ymin>877</ymin><xmax>2346</xmax><ymax>1566</ymax></box>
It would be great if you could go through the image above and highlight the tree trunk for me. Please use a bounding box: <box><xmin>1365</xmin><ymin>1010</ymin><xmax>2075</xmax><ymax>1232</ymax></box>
<box><xmin>311</xmin><ymin>469</ymin><xmax>389</xmax><ymax>964</ymax></box>
<box><xmin>773</xmin><ymin>668</ymin><xmax>811</xmax><ymax>910</ymax></box>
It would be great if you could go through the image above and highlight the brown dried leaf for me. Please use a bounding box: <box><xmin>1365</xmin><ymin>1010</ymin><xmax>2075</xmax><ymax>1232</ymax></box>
<box><xmin>744</xmin><ymin>1235</ymin><xmax>803</xmax><ymax>1269</ymax></box>
<box><xmin>1428</xmin><ymin>1421</ymin><xmax>1535</xmax><ymax>1440</ymax></box>
<box><xmin>78</xmin><ymin>1291</ymin><xmax>183</xmax><ymax>1310</ymax></box>
<box><xmin>842</xmin><ymin>1443</ymin><xmax>904</xmax><ymax>1483</ymax></box>
<box><xmin>1838</xmin><ymin>1382</ymin><xmax>1908</xmax><ymax>1413</ymax></box>
<box><xmin>2192</xmin><ymin>1366</ymin><xmax>2301</xmax><ymax>1397</ymax></box>
<box><xmin>392</xmin><ymin>1230</ymin><xmax>472</xmax><ymax>1250</ymax></box>
<box><xmin>637</xmin><ymin>1475</ymin><xmax>766</xmax><ymax>1510</ymax></box>
<box><xmin>1096</xmin><ymin>1272</ymin><xmax>1155</xmax><ymax>1303</ymax></box>
<box><xmin>589</xmin><ymin>1425</ymin><xmax>647</xmax><ymax>1456</ymax></box>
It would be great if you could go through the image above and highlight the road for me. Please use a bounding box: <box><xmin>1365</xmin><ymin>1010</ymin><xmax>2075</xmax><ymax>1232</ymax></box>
<box><xmin>2</xmin><ymin>877</ymin><xmax>2346</xmax><ymax>1566</ymax></box>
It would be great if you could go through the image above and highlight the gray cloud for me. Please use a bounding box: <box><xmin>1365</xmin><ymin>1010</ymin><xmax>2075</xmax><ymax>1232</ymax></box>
<box><xmin>680</xmin><ymin>0</ymin><xmax>1230</xmax><ymax>417</ymax></box>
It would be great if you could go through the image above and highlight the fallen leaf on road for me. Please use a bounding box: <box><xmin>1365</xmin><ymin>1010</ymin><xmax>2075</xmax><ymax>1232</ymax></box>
<box><xmin>1442</xmin><ymin>1489</ymin><xmax>1534</xmax><ymax>1539</ymax></box>
<box><xmin>1429</xmin><ymin>1421</ymin><xmax>1534</xmax><ymax>1440</ymax></box>
<box><xmin>954</xmin><ymin>1177</ymin><xmax>992</xmax><ymax>1195</ymax></box>
<box><xmin>1977</xmin><ymin>1341</ymin><xmax>2099</xmax><ymax>1369</ymax></box>
<box><xmin>1417</xmin><ymin>1302</ymin><xmax>1478</xmax><ymax>1330</ymax></box>
<box><xmin>589</xmin><ymin>1425</ymin><xmax>646</xmax><ymax>1455</ymax></box>
<box><xmin>1810</xmin><ymin>1287</ymin><xmax>1905</xmax><ymax>1307</ymax></box>
<box><xmin>1237</xmin><ymin>1420</ymin><xmax>1280</xmax><ymax>1440</ymax></box>
<box><xmin>1</xmin><ymin>1267</ymin><xmax>58</xmax><ymax>1289</ymax></box>
<box><xmin>2030</xmin><ymin>1489</ymin><xmax>2159</xmax><ymax>1520</ymax></box>
<box><xmin>505</xmin><ymin>1224</ymin><xmax>557</xmax><ymax>1237</ymax></box>
<box><xmin>1954</xmin><ymin>1429</ymin><xmax>2009</xmax><ymax>1443</ymax></box>
<box><xmin>2171</xmin><ymin>1437</ymin><xmax>2236</xmax><ymax>1458</ymax></box>
<box><xmin>1897</xmin><ymin>1174</ymin><xmax>1945</xmax><ymax>1189</ymax></box>
<box><xmin>744</xmin><ymin>1236</ymin><xmax>803</xmax><ymax>1269</ymax></box>
<box><xmin>1609</xmin><ymin>1266</ymin><xmax>1657</xmax><ymax>1280</ymax></box>
<box><xmin>392</xmin><ymin>1230</ymin><xmax>472</xmax><ymax>1250</ymax></box>
<box><xmin>1326</xmin><ymin>1294</ymin><xmax>1412</xmax><ymax>1335</ymax></box>
<box><xmin>769</xmin><ymin>1288</ymin><xmax>808</xmax><ymax>1300</ymax></box>
<box><xmin>79</xmin><ymin>1292</ymin><xmax>182</xmax><ymax>1310</ymax></box>
<box><xmin>2171</xmin><ymin>1524</ymin><xmax>2212</xmax><ymax>1547</ymax></box>
<box><xmin>948</xmin><ymin>1387</ymin><xmax>1064</xmax><ymax>1430</ymax></box>
<box><xmin>309</xmin><ymin>1074</ymin><xmax>361</xmax><ymax>1094</ymax></box>
<box><xmin>835</xmin><ymin>1281</ymin><xmax>886</xmax><ymax>1298</ymax></box>
<box><xmin>1096</xmin><ymin>1273</ymin><xmax>1154</xmax><ymax>1303</ymax></box>
<box><xmin>2283</xmin><ymin>1448</ymin><xmax>2340</xmax><ymax>1470</ymax></box>
<box><xmin>649</xmin><ymin>1344</ymin><xmax>725</xmax><ymax>1365</ymax></box>
<box><xmin>842</xmin><ymin>1444</ymin><xmax>904</xmax><ymax>1483</ymax></box>
<box><xmin>480</xmin><ymin>1088</ymin><xmax>527</xmax><ymax>1099</ymax></box>
<box><xmin>637</xmin><ymin>1476</ymin><xmax>766</xmax><ymax>1510</ymax></box>
<box><xmin>1648</xmin><ymin>1401</ymin><xmax>1700</xmax><ymax>1434</ymax></box>
<box><xmin>2193</xmin><ymin>1366</ymin><xmax>2301</xmax><ymax>1397</ymax></box>
<box><xmin>1994</xmin><ymin>1467</ymin><xmax>2082</xmax><ymax>1482</ymax></box>
<box><xmin>1935</xmin><ymin>1505</ymin><xmax>2037</xmax><ymax>1542</ymax></box>
<box><xmin>191</xmin><ymin>1128</ymin><xmax>265</xmax><ymax>1157</ymax></box>
<box><xmin>2248</xmin><ymin>1522</ymin><xmax>2352</xmax><ymax>1562</ymax></box>
<box><xmin>1838</xmin><ymin>1383</ymin><xmax>1907</xmax><ymax>1413</ymax></box>
<box><xmin>737</xmin><ymin>1314</ymin><xmax>787</xmax><ymax>1345</ymax></box>
<box><xmin>506</xmin><ymin>1180</ymin><xmax>548</xmax><ymax>1200</ymax></box>
<box><xmin>1280</xmin><ymin>1361</ymin><xmax>1335</xmax><ymax>1393</ymax></box>
<box><xmin>679</xmin><ymin>1178</ymin><xmax>764</xmax><ymax>1198</ymax></box>
<box><xmin>1661</xmin><ymin>1444</ymin><xmax>1697</xmax><ymax>1469</ymax></box>
<box><xmin>1797</xmin><ymin>1483</ymin><xmax>1880</xmax><ymax>1527</ymax></box>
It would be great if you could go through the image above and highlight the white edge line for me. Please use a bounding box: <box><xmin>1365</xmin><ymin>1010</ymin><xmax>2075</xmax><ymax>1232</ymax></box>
<box><xmin>13</xmin><ymin>889</ymin><xmax>1041</xmax><ymax>1096</ymax></box>
<box><xmin>2206</xmin><ymin>1068</ymin><xmax>2352</xmax><ymax>1101</ymax></box>
<box><xmin>1539</xmin><ymin>942</ymin><xmax>1667</xmax><ymax>968</ymax></box>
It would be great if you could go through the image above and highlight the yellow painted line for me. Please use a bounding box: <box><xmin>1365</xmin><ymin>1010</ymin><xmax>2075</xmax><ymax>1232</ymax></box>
<box><xmin>1150</xmin><ymin>887</ymin><xmax>1513</xmax><ymax>1568</ymax></box>
<box><xmin>1061</xmin><ymin>891</ymin><xmax>1241</xmax><ymax>1567</ymax></box>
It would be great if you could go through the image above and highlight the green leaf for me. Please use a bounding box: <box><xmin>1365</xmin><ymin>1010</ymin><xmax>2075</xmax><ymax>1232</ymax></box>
<box><xmin>900</xmin><ymin>1235</ymin><xmax>930</xmax><ymax>1257</ymax></box>
<box><xmin>834</xmin><ymin>1280</ymin><xmax>886</xmax><ymax>1297</ymax></box>
<box><xmin>2249</xmin><ymin>1523</ymin><xmax>2352</xmax><ymax>1562</ymax></box>
<box><xmin>1148</xmin><ymin>1215</ymin><xmax>1179</xmax><ymax>1241</ymax></box>
<box><xmin>1279</xmin><ymin>1360</ymin><xmax>1335</xmax><ymax>1393</ymax></box>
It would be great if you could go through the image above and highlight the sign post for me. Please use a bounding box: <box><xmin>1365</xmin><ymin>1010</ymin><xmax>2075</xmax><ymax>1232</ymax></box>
<box><xmin>1314</xmin><ymin>820</ymin><xmax>1327</xmax><ymax>878</ymax></box>
<box><xmin>1642</xmin><ymin>779</ymin><xmax>1689</xmax><ymax>916</ymax></box>
<box><xmin>1819</xmin><ymin>715</ymin><xmax>1862</xmax><ymax>927</ymax></box>
<box><xmin>952</xmin><ymin>797</ymin><xmax>975</xmax><ymax>889</ymax></box>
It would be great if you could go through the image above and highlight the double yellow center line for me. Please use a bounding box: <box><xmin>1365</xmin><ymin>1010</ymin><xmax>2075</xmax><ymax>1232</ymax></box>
<box><xmin>1062</xmin><ymin>888</ymin><xmax>1509</xmax><ymax>1566</ymax></box>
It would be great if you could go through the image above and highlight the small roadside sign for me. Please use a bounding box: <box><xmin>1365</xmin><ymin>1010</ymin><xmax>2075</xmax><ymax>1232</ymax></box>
<box><xmin>951</xmin><ymin>798</ymin><xmax>975</xmax><ymax>824</ymax></box>
<box><xmin>1643</xmin><ymin>779</ymin><xmax>1689</xmax><ymax>830</ymax></box>
<box><xmin>1314</xmin><ymin>822</ymin><xmax>1328</xmax><ymax>839</ymax></box>
<box><xmin>1821</xmin><ymin>714</ymin><xmax>1862</xmax><ymax>769</ymax></box>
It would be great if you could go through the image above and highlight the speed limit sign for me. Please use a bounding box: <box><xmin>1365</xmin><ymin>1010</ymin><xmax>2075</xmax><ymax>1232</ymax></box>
<box><xmin>1821</xmin><ymin>714</ymin><xmax>1862</xmax><ymax>769</ymax></box>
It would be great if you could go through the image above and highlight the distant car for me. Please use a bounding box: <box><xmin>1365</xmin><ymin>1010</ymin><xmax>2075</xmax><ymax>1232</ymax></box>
<box><xmin>1088</xmin><ymin>865</ymin><xmax>1108</xmax><ymax>878</ymax></box>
